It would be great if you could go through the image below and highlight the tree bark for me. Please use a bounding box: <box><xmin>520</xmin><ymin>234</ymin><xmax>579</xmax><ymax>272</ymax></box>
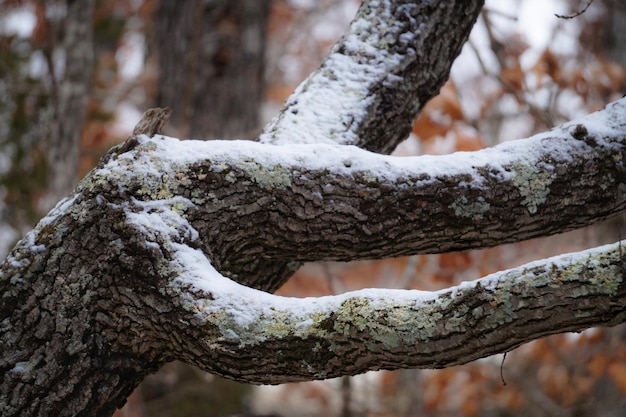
<box><xmin>88</xmin><ymin>100</ymin><xmax>626</xmax><ymax>292</ymax></box>
<box><xmin>169</xmin><ymin>242</ymin><xmax>626</xmax><ymax>383</ymax></box>
<box><xmin>1</xmin><ymin>96</ymin><xmax>625</xmax><ymax>416</ymax></box>
<box><xmin>1</xmin><ymin>0</ymin><xmax>626</xmax><ymax>416</ymax></box>
<box><xmin>261</xmin><ymin>0</ymin><xmax>484</xmax><ymax>153</ymax></box>
<box><xmin>150</xmin><ymin>0</ymin><xmax>271</xmax><ymax>411</ymax></box>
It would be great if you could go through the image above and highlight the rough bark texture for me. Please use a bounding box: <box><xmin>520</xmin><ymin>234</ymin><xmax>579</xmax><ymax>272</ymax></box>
<box><xmin>151</xmin><ymin>0</ymin><xmax>272</xmax><ymax>408</ymax></box>
<box><xmin>1</xmin><ymin>1</ymin><xmax>626</xmax><ymax>416</ymax></box>
<box><xmin>101</xmin><ymin>100</ymin><xmax>625</xmax><ymax>292</ymax></box>
<box><xmin>175</xmin><ymin>243</ymin><xmax>626</xmax><ymax>383</ymax></box>
<box><xmin>0</xmin><ymin>196</ymin><xmax>171</xmax><ymax>417</ymax></box>
<box><xmin>2</xmin><ymin>99</ymin><xmax>625</xmax><ymax>415</ymax></box>
<box><xmin>261</xmin><ymin>0</ymin><xmax>484</xmax><ymax>153</ymax></box>
<box><xmin>154</xmin><ymin>0</ymin><xmax>270</xmax><ymax>139</ymax></box>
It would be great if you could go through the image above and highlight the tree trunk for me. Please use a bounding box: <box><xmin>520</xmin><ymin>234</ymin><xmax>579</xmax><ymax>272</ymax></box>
<box><xmin>0</xmin><ymin>0</ymin><xmax>95</xmax><ymax>255</ymax></box>
<box><xmin>41</xmin><ymin>0</ymin><xmax>95</xmax><ymax>212</ymax></box>
<box><xmin>154</xmin><ymin>0</ymin><xmax>270</xmax><ymax>139</ymax></box>
<box><xmin>1</xmin><ymin>1</ymin><xmax>626</xmax><ymax>416</ymax></box>
<box><xmin>145</xmin><ymin>1</ymin><xmax>271</xmax><ymax>413</ymax></box>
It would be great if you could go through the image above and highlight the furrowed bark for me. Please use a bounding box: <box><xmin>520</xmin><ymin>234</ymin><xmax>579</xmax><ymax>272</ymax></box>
<box><xmin>0</xmin><ymin>89</ymin><xmax>624</xmax><ymax>417</ymax></box>
<box><xmin>1</xmin><ymin>95</ymin><xmax>624</xmax><ymax>413</ymax></box>
<box><xmin>2</xmin><ymin>198</ymin><xmax>624</xmax><ymax>404</ymax></box>
<box><xmin>87</xmin><ymin>98</ymin><xmax>625</xmax><ymax>290</ymax></box>
<box><xmin>2</xmin><ymin>0</ymin><xmax>626</xmax><ymax>415</ymax></box>
<box><xmin>0</xmin><ymin>196</ymin><xmax>168</xmax><ymax>417</ymax></box>
<box><xmin>165</xmin><ymin>241</ymin><xmax>626</xmax><ymax>384</ymax></box>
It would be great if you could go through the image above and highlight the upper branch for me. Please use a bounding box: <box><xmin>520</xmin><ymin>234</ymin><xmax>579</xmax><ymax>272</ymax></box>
<box><xmin>260</xmin><ymin>0</ymin><xmax>484</xmax><ymax>153</ymax></box>
<box><xmin>93</xmin><ymin>98</ymin><xmax>626</xmax><ymax>288</ymax></box>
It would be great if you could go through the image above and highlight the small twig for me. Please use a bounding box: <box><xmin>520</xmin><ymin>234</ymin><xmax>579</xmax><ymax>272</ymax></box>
<box><xmin>500</xmin><ymin>352</ymin><xmax>507</xmax><ymax>385</ymax></box>
<box><xmin>555</xmin><ymin>0</ymin><xmax>594</xmax><ymax>19</ymax></box>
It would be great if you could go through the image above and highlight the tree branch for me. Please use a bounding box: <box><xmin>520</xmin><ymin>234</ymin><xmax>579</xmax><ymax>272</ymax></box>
<box><xmin>1</xmin><ymin>1</ymin><xmax>625</xmax><ymax>414</ymax></box>
<box><xmin>148</xmin><ymin>239</ymin><xmax>626</xmax><ymax>384</ymax></box>
<box><xmin>89</xmin><ymin>97</ymin><xmax>626</xmax><ymax>289</ymax></box>
<box><xmin>260</xmin><ymin>0</ymin><xmax>484</xmax><ymax>153</ymax></box>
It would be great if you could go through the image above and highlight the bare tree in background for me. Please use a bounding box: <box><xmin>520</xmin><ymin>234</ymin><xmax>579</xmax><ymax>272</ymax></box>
<box><xmin>41</xmin><ymin>0</ymin><xmax>95</xmax><ymax>211</ymax></box>
<box><xmin>135</xmin><ymin>2</ymin><xmax>270</xmax><ymax>415</ymax></box>
<box><xmin>154</xmin><ymin>0</ymin><xmax>270</xmax><ymax>139</ymax></box>
<box><xmin>0</xmin><ymin>0</ymin><xmax>94</xmax><ymax>253</ymax></box>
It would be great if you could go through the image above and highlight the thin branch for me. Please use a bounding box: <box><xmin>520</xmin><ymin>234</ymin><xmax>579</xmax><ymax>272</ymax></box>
<box><xmin>555</xmin><ymin>0</ymin><xmax>594</xmax><ymax>19</ymax></box>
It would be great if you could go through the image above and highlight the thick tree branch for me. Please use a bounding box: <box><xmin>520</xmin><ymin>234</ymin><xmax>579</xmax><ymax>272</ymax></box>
<box><xmin>3</xmin><ymin>187</ymin><xmax>623</xmax><ymax>407</ymax></box>
<box><xmin>162</xmin><ymin>240</ymin><xmax>626</xmax><ymax>384</ymax></box>
<box><xmin>91</xmin><ymin>97</ymin><xmax>626</xmax><ymax>290</ymax></box>
<box><xmin>260</xmin><ymin>0</ymin><xmax>484</xmax><ymax>153</ymax></box>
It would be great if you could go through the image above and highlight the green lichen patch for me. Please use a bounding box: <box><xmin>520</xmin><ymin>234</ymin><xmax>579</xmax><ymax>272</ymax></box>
<box><xmin>509</xmin><ymin>162</ymin><xmax>553</xmax><ymax>214</ymax></box>
<box><xmin>239</xmin><ymin>159</ymin><xmax>292</xmax><ymax>190</ymax></box>
<box><xmin>449</xmin><ymin>196</ymin><xmax>490</xmax><ymax>220</ymax></box>
<box><xmin>354</xmin><ymin>171</ymin><xmax>381</xmax><ymax>188</ymax></box>
<box><xmin>561</xmin><ymin>259</ymin><xmax>623</xmax><ymax>297</ymax></box>
<box><xmin>260</xmin><ymin>310</ymin><xmax>294</xmax><ymax>338</ymax></box>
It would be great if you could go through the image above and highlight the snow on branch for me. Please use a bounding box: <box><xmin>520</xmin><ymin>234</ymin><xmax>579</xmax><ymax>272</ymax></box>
<box><xmin>165</xmin><ymin>238</ymin><xmax>626</xmax><ymax>384</ymax></box>
<box><xmin>95</xmin><ymin>97</ymin><xmax>626</xmax><ymax>283</ymax></box>
<box><xmin>260</xmin><ymin>0</ymin><xmax>484</xmax><ymax>153</ymax></box>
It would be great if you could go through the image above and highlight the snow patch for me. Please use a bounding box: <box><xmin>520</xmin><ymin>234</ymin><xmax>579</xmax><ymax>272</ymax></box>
<box><xmin>168</xmin><ymin>241</ymin><xmax>437</xmax><ymax>338</ymax></box>
<box><xmin>124</xmin><ymin>197</ymin><xmax>198</xmax><ymax>244</ymax></box>
<box><xmin>113</xmin><ymin>96</ymin><xmax>624</xmax><ymax>214</ymax></box>
<box><xmin>260</xmin><ymin>1</ymin><xmax>415</xmax><ymax>146</ymax></box>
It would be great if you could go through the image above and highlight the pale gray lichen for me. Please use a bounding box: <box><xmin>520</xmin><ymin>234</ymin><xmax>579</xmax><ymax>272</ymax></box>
<box><xmin>449</xmin><ymin>196</ymin><xmax>490</xmax><ymax>220</ymax></box>
<box><xmin>510</xmin><ymin>162</ymin><xmax>553</xmax><ymax>214</ymax></box>
<box><xmin>563</xmin><ymin>260</ymin><xmax>622</xmax><ymax>297</ymax></box>
<box><xmin>598</xmin><ymin>174</ymin><xmax>613</xmax><ymax>191</ymax></box>
<box><xmin>239</xmin><ymin>160</ymin><xmax>292</xmax><ymax>190</ymax></box>
<box><xmin>224</xmin><ymin>171</ymin><xmax>237</xmax><ymax>183</ymax></box>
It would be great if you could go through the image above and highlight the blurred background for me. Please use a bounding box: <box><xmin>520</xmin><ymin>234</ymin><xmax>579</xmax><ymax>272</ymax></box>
<box><xmin>1</xmin><ymin>0</ymin><xmax>625</xmax><ymax>416</ymax></box>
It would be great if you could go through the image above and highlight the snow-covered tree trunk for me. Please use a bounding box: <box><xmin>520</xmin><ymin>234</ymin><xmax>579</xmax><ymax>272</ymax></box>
<box><xmin>1</xmin><ymin>1</ymin><xmax>625</xmax><ymax>416</ymax></box>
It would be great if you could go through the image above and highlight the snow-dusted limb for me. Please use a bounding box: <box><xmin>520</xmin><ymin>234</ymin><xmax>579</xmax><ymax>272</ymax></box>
<box><xmin>261</xmin><ymin>0</ymin><xmax>484</xmax><ymax>153</ymax></box>
<box><xmin>95</xmin><ymin>97</ymin><xmax>625</xmax><ymax>290</ymax></box>
<box><xmin>159</xmin><ymin>241</ymin><xmax>626</xmax><ymax>384</ymax></box>
<box><xmin>1</xmin><ymin>98</ymin><xmax>624</xmax><ymax>412</ymax></box>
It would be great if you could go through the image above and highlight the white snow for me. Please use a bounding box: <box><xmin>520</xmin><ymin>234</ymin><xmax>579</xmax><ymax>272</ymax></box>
<box><xmin>160</xmin><ymin>224</ymin><xmax>623</xmax><ymax>344</ymax></box>
<box><xmin>9</xmin><ymin>361</ymin><xmax>28</xmax><ymax>374</ymax></box>
<box><xmin>169</xmin><ymin>241</ymin><xmax>437</xmax><ymax>334</ymax></box>
<box><xmin>108</xmin><ymin>95</ymin><xmax>626</xmax><ymax>335</ymax></box>
<box><xmin>37</xmin><ymin>194</ymin><xmax>80</xmax><ymax>229</ymax></box>
<box><xmin>121</xmin><ymin>93</ymin><xmax>622</xmax><ymax>196</ymax></box>
<box><xmin>124</xmin><ymin>197</ymin><xmax>199</xmax><ymax>243</ymax></box>
<box><xmin>4</xmin><ymin>193</ymin><xmax>79</xmax><ymax>269</ymax></box>
<box><xmin>260</xmin><ymin>1</ymin><xmax>414</xmax><ymax>146</ymax></box>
